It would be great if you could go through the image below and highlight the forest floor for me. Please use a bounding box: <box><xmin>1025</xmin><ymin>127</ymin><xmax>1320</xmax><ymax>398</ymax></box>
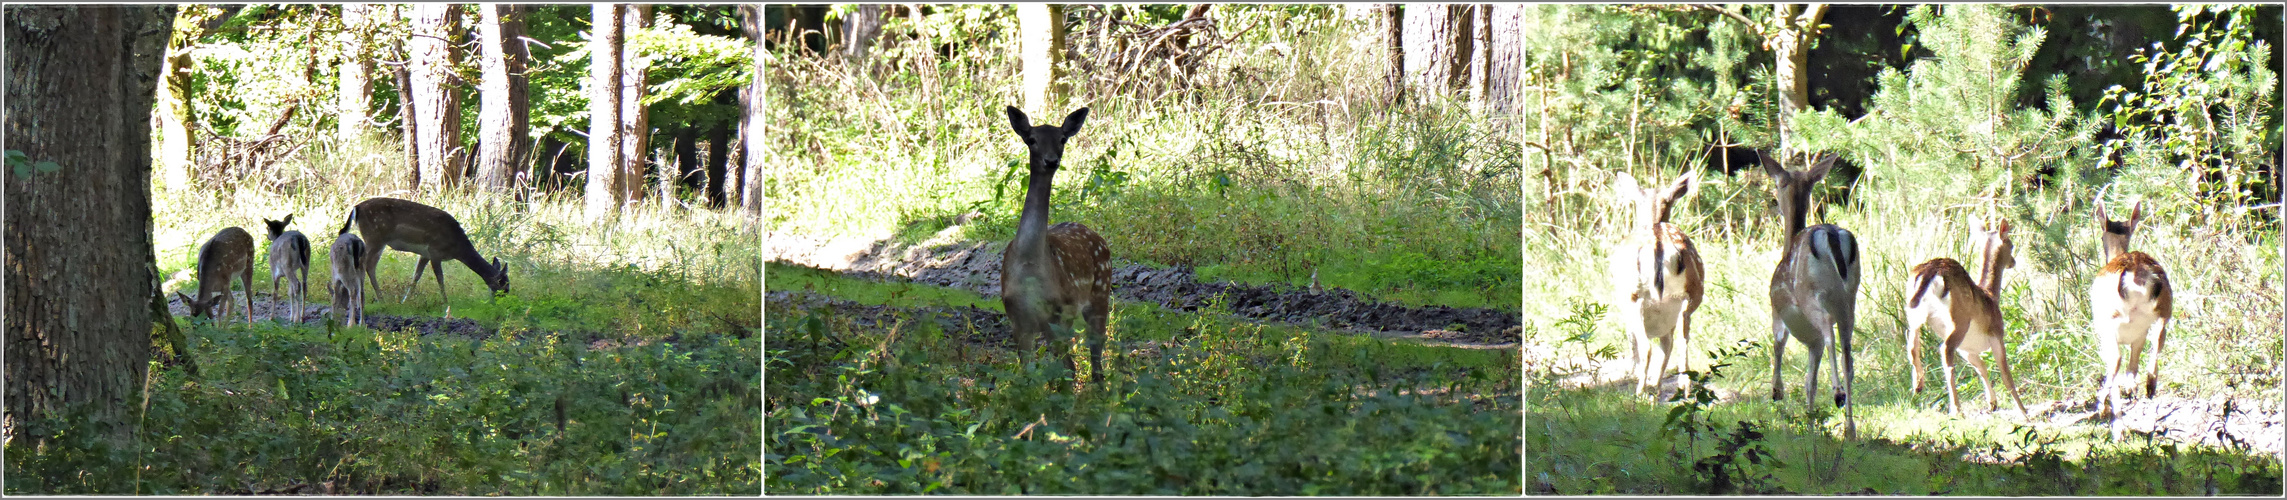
<box><xmin>1524</xmin><ymin>339</ymin><xmax>2286</xmax><ymax>458</ymax></box>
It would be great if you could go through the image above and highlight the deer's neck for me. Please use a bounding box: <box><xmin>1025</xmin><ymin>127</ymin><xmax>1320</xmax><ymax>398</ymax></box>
<box><xmin>1780</xmin><ymin>199</ymin><xmax>1808</xmax><ymax>250</ymax></box>
<box><xmin>456</xmin><ymin>251</ymin><xmax>497</xmax><ymax>278</ymax></box>
<box><xmin>1011</xmin><ymin>170</ymin><xmax>1056</xmax><ymax>262</ymax></box>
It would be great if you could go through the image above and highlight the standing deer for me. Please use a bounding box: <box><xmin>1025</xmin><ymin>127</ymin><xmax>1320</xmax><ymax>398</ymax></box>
<box><xmin>1609</xmin><ymin>169</ymin><xmax>1704</xmax><ymax>398</ymax></box>
<box><xmin>1904</xmin><ymin>220</ymin><xmax>2029</xmax><ymax>416</ymax></box>
<box><xmin>337</xmin><ymin>197</ymin><xmax>510</xmax><ymax>316</ymax></box>
<box><xmin>176</xmin><ymin>226</ymin><xmax>256</xmax><ymax>325</ymax></box>
<box><xmin>1760</xmin><ymin>152</ymin><xmax>1861</xmax><ymax>439</ymax></box>
<box><xmin>265</xmin><ymin>215</ymin><xmax>311</xmax><ymax>323</ymax></box>
<box><xmin>1001</xmin><ymin>106</ymin><xmax>1114</xmax><ymax>385</ymax></box>
<box><xmin>330</xmin><ymin>232</ymin><xmax>368</xmax><ymax>327</ymax></box>
<box><xmin>2090</xmin><ymin>199</ymin><xmax>2172</xmax><ymax>426</ymax></box>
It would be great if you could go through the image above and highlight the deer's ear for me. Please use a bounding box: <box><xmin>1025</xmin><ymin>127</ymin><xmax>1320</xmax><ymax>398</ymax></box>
<box><xmin>283</xmin><ymin>214</ymin><xmax>294</xmax><ymax>226</ymax></box>
<box><xmin>2095</xmin><ymin>198</ymin><xmax>2110</xmax><ymax>225</ymax></box>
<box><xmin>174</xmin><ymin>292</ymin><xmax>190</xmax><ymax>305</ymax></box>
<box><xmin>1664</xmin><ymin>169</ymin><xmax>1699</xmax><ymax>204</ymax></box>
<box><xmin>1006</xmin><ymin>106</ymin><xmax>1032</xmax><ymax>136</ymax></box>
<box><xmin>1612</xmin><ymin>171</ymin><xmax>1642</xmax><ymax>205</ymax></box>
<box><xmin>2129</xmin><ymin>200</ymin><xmax>2145</xmax><ymax>227</ymax></box>
<box><xmin>1756</xmin><ymin>150</ymin><xmax>1789</xmax><ymax>180</ymax></box>
<box><xmin>1062</xmin><ymin>107</ymin><xmax>1089</xmax><ymax>134</ymax></box>
<box><xmin>1805</xmin><ymin>153</ymin><xmax>1840</xmax><ymax>181</ymax></box>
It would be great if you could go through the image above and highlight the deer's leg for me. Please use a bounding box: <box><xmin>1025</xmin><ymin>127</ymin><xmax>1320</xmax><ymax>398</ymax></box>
<box><xmin>403</xmin><ymin>257</ymin><xmax>429</xmax><ymax>303</ymax></box>
<box><xmin>2145</xmin><ymin>317</ymin><xmax>2169</xmax><ymax>399</ymax></box>
<box><xmin>1943</xmin><ymin>328</ymin><xmax>1967</xmax><ymax>415</ymax></box>
<box><xmin>1907</xmin><ymin>310</ymin><xmax>1929</xmax><ymax>394</ymax></box>
<box><xmin>362</xmin><ymin>245</ymin><xmax>384</xmax><ymax>301</ymax></box>
<box><xmin>1673</xmin><ymin>307</ymin><xmax>1694</xmax><ymax>396</ymax></box>
<box><xmin>242</xmin><ymin>268</ymin><xmax>256</xmax><ymax>326</ymax></box>
<box><xmin>1836</xmin><ymin>307</ymin><xmax>1856</xmax><ymax>439</ymax></box>
<box><xmin>1994</xmin><ymin>332</ymin><xmax>2028</xmax><ymax>415</ymax></box>
<box><xmin>430</xmin><ymin>258</ymin><xmax>449</xmax><ymax>311</ymax></box>
<box><xmin>1086</xmin><ymin>299</ymin><xmax>1109</xmax><ymax>385</ymax></box>
<box><xmin>1769</xmin><ymin>319</ymin><xmax>1791</xmax><ymax>402</ymax></box>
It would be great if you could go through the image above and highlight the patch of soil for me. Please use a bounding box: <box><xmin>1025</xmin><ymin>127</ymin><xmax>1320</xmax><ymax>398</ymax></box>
<box><xmin>766</xmin><ymin>290</ymin><xmax>1014</xmax><ymax>349</ymax></box>
<box><xmin>767</xmin><ymin>234</ymin><xmax>1521</xmax><ymax>347</ymax></box>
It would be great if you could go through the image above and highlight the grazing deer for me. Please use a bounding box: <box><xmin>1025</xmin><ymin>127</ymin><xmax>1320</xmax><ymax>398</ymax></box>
<box><xmin>1904</xmin><ymin>220</ymin><xmax>2029</xmax><ymax>416</ymax></box>
<box><xmin>2089</xmin><ymin>199</ymin><xmax>2173</xmax><ymax>423</ymax></box>
<box><xmin>1001</xmin><ymin>106</ymin><xmax>1114</xmax><ymax>385</ymax></box>
<box><xmin>176</xmin><ymin>226</ymin><xmax>256</xmax><ymax>325</ymax></box>
<box><xmin>337</xmin><ymin>197</ymin><xmax>510</xmax><ymax>315</ymax></box>
<box><xmin>1609</xmin><ymin>169</ymin><xmax>1705</xmax><ymax>398</ymax></box>
<box><xmin>265</xmin><ymin>215</ymin><xmax>312</xmax><ymax>323</ymax></box>
<box><xmin>330</xmin><ymin>232</ymin><xmax>368</xmax><ymax>327</ymax></box>
<box><xmin>1760</xmin><ymin>152</ymin><xmax>1861</xmax><ymax>439</ymax></box>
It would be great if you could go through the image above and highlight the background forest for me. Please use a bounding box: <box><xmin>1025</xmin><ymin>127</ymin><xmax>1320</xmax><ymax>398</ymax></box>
<box><xmin>1524</xmin><ymin>4</ymin><xmax>2282</xmax><ymax>495</ymax></box>
<box><xmin>764</xmin><ymin>4</ymin><xmax>1523</xmax><ymax>494</ymax></box>
<box><xmin>7</xmin><ymin>5</ymin><xmax>761</xmax><ymax>495</ymax></box>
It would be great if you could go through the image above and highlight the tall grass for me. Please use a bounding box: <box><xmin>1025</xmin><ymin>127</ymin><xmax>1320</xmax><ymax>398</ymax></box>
<box><xmin>765</xmin><ymin>6</ymin><xmax>1520</xmax><ymax>310</ymax></box>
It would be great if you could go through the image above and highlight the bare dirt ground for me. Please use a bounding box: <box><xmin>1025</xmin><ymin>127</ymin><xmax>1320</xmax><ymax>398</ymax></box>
<box><xmin>1524</xmin><ymin>338</ymin><xmax>2286</xmax><ymax>458</ymax></box>
<box><xmin>765</xmin><ymin>231</ymin><xmax>1521</xmax><ymax>349</ymax></box>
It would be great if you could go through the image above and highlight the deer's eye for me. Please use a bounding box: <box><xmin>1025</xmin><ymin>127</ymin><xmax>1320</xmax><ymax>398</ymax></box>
<box><xmin>1023</xmin><ymin>137</ymin><xmax>1036</xmax><ymax>145</ymax></box>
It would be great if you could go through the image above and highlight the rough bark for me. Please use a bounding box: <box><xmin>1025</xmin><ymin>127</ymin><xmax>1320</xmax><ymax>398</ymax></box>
<box><xmin>842</xmin><ymin>4</ymin><xmax>884</xmax><ymax>61</ymax></box>
<box><xmin>705</xmin><ymin>89</ymin><xmax>736</xmax><ymax>209</ymax></box>
<box><xmin>1017</xmin><ymin>4</ymin><xmax>1065</xmax><ymax>113</ymax></box>
<box><xmin>1770</xmin><ymin>4</ymin><xmax>1829</xmax><ymax>145</ymax></box>
<box><xmin>5</xmin><ymin>4</ymin><xmax>174</xmax><ymax>445</ymax></box>
<box><xmin>585</xmin><ymin>4</ymin><xmax>624</xmax><ymax>218</ymax></box>
<box><xmin>1485</xmin><ymin>4</ymin><xmax>1524</xmax><ymax>117</ymax></box>
<box><xmin>392</xmin><ymin>21</ymin><xmax>421</xmax><ymax>193</ymax></box>
<box><xmin>1381</xmin><ymin>4</ymin><xmax>1405</xmax><ymax>104</ymax></box>
<box><xmin>1402</xmin><ymin>4</ymin><xmax>1475</xmax><ymax>96</ymax></box>
<box><xmin>408</xmin><ymin>4</ymin><xmax>464</xmax><ymax>191</ymax></box>
<box><xmin>620</xmin><ymin>4</ymin><xmax>652</xmax><ymax>204</ymax></box>
<box><xmin>475</xmin><ymin>4</ymin><xmax>530</xmax><ymax>194</ymax></box>
<box><xmin>337</xmin><ymin>4</ymin><xmax>375</xmax><ymax>145</ymax></box>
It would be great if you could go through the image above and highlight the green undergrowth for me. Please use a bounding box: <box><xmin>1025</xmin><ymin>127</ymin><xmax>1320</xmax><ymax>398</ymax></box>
<box><xmin>764</xmin><ymin>266</ymin><xmax>1522</xmax><ymax>494</ymax></box>
<box><xmin>1528</xmin><ymin>343</ymin><xmax>2282</xmax><ymax>495</ymax></box>
<box><xmin>6</xmin><ymin>317</ymin><xmax>761</xmax><ymax>495</ymax></box>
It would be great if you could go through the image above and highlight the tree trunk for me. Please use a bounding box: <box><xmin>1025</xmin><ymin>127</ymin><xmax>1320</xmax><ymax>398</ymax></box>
<box><xmin>619</xmin><ymin>4</ymin><xmax>652</xmax><ymax>204</ymax></box>
<box><xmin>1017</xmin><ymin>4</ymin><xmax>1065</xmax><ymax>112</ymax></box>
<box><xmin>1485</xmin><ymin>4</ymin><xmax>1523</xmax><ymax>117</ymax></box>
<box><xmin>1402</xmin><ymin>4</ymin><xmax>1475</xmax><ymax>96</ymax></box>
<box><xmin>475</xmin><ymin>4</ymin><xmax>530</xmax><ymax>194</ymax></box>
<box><xmin>742</xmin><ymin>4</ymin><xmax>764</xmax><ymax>217</ymax></box>
<box><xmin>671</xmin><ymin>126</ymin><xmax>698</xmax><ymax>201</ymax></box>
<box><xmin>5</xmin><ymin>4</ymin><xmax>174</xmax><ymax>446</ymax></box>
<box><xmin>338</xmin><ymin>4</ymin><xmax>375</xmax><ymax>145</ymax></box>
<box><xmin>1381</xmin><ymin>4</ymin><xmax>1405</xmax><ymax>104</ymax></box>
<box><xmin>705</xmin><ymin>89</ymin><xmax>735</xmax><ymax>209</ymax></box>
<box><xmin>408</xmin><ymin>4</ymin><xmax>464</xmax><ymax>191</ymax></box>
<box><xmin>842</xmin><ymin>4</ymin><xmax>884</xmax><ymax>61</ymax></box>
<box><xmin>585</xmin><ymin>3</ymin><xmax>623</xmax><ymax>218</ymax></box>
<box><xmin>1770</xmin><ymin>4</ymin><xmax>1828</xmax><ymax>147</ymax></box>
<box><xmin>155</xmin><ymin>5</ymin><xmax>235</xmax><ymax>191</ymax></box>
<box><xmin>392</xmin><ymin>24</ymin><xmax>421</xmax><ymax>193</ymax></box>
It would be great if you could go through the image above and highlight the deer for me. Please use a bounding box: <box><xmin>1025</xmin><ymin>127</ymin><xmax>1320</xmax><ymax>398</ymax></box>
<box><xmin>1760</xmin><ymin>152</ymin><xmax>1861</xmax><ymax>439</ymax></box>
<box><xmin>1001</xmin><ymin>106</ymin><xmax>1114</xmax><ymax>386</ymax></box>
<box><xmin>1608</xmin><ymin>169</ymin><xmax>1705</xmax><ymax>398</ymax></box>
<box><xmin>1904</xmin><ymin>219</ymin><xmax>2029</xmax><ymax>416</ymax></box>
<box><xmin>2089</xmin><ymin>199</ymin><xmax>2173</xmax><ymax>427</ymax></box>
<box><xmin>176</xmin><ymin>226</ymin><xmax>256</xmax><ymax>325</ymax></box>
<box><xmin>336</xmin><ymin>197</ymin><xmax>510</xmax><ymax>317</ymax></box>
<box><xmin>330</xmin><ymin>232</ymin><xmax>368</xmax><ymax>327</ymax></box>
<box><xmin>265</xmin><ymin>215</ymin><xmax>311</xmax><ymax>323</ymax></box>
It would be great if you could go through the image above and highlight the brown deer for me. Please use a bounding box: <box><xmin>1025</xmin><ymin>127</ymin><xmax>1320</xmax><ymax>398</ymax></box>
<box><xmin>1760</xmin><ymin>152</ymin><xmax>1861</xmax><ymax>439</ymax></box>
<box><xmin>2090</xmin><ymin>199</ymin><xmax>2173</xmax><ymax>427</ymax></box>
<box><xmin>176</xmin><ymin>226</ymin><xmax>256</xmax><ymax>325</ymax></box>
<box><xmin>330</xmin><ymin>232</ymin><xmax>368</xmax><ymax>327</ymax></box>
<box><xmin>337</xmin><ymin>198</ymin><xmax>510</xmax><ymax>315</ymax></box>
<box><xmin>1609</xmin><ymin>169</ymin><xmax>1704</xmax><ymax>398</ymax></box>
<box><xmin>1002</xmin><ymin>106</ymin><xmax>1114</xmax><ymax>385</ymax></box>
<box><xmin>1904</xmin><ymin>220</ymin><xmax>2029</xmax><ymax>416</ymax></box>
<box><xmin>265</xmin><ymin>215</ymin><xmax>311</xmax><ymax>323</ymax></box>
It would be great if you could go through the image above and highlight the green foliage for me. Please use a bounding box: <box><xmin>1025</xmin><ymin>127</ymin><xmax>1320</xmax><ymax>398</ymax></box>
<box><xmin>765</xmin><ymin>280</ymin><xmax>1521</xmax><ymax>495</ymax></box>
<box><xmin>6</xmin><ymin>322</ymin><xmax>759</xmax><ymax>495</ymax></box>
<box><xmin>2097</xmin><ymin>4</ymin><xmax>2280</xmax><ymax>234</ymax></box>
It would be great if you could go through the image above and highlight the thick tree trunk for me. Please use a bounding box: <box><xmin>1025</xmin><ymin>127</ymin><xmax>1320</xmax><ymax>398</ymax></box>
<box><xmin>408</xmin><ymin>4</ymin><xmax>464</xmax><ymax>191</ymax></box>
<box><xmin>5</xmin><ymin>4</ymin><xmax>173</xmax><ymax>446</ymax></box>
<box><xmin>475</xmin><ymin>4</ymin><xmax>530</xmax><ymax>194</ymax></box>
<box><xmin>338</xmin><ymin>4</ymin><xmax>375</xmax><ymax>145</ymax></box>
<box><xmin>1485</xmin><ymin>4</ymin><xmax>1523</xmax><ymax>117</ymax></box>
<box><xmin>620</xmin><ymin>4</ymin><xmax>653</xmax><ymax>204</ymax></box>
<box><xmin>1770</xmin><ymin>4</ymin><xmax>1828</xmax><ymax>146</ymax></box>
<box><xmin>1381</xmin><ymin>4</ymin><xmax>1405</xmax><ymax>104</ymax></box>
<box><xmin>1017</xmin><ymin>4</ymin><xmax>1065</xmax><ymax>112</ymax></box>
<box><xmin>585</xmin><ymin>4</ymin><xmax>624</xmax><ymax>218</ymax></box>
<box><xmin>842</xmin><ymin>4</ymin><xmax>884</xmax><ymax>61</ymax></box>
<box><xmin>742</xmin><ymin>4</ymin><xmax>764</xmax><ymax>217</ymax></box>
<box><xmin>672</xmin><ymin>126</ymin><xmax>698</xmax><ymax>200</ymax></box>
<box><xmin>1402</xmin><ymin>4</ymin><xmax>1475</xmax><ymax>96</ymax></box>
<box><xmin>392</xmin><ymin>27</ymin><xmax>421</xmax><ymax>193</ymax></box>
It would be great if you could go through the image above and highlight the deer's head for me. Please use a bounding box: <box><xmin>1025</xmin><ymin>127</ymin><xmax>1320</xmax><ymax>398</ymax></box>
<box><xmin>2096</xmin><ymin>199</ymin><xmax>2144</xmax><ymax>261</ymax></box>
<box><xmin>1006</xmin><ymin>106</ymin><xmax>1089</xmax><ymax>177</ymax></box>
<box><xmin>264</xmin><ymin>214</ymin><xmax>295</xmax><ymax>240</ymax></box>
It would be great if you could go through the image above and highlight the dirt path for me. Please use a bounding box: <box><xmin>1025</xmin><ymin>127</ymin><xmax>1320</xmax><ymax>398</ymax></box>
<box><xmin>1524</xmin><ymin>339</ymin><xmax>2285</xmax><ymax>458</ymax></box>
<box><xmin>765</xmin><ymin>232</ymin><xmax>1521</xmax><ymax>348</ymax></box>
